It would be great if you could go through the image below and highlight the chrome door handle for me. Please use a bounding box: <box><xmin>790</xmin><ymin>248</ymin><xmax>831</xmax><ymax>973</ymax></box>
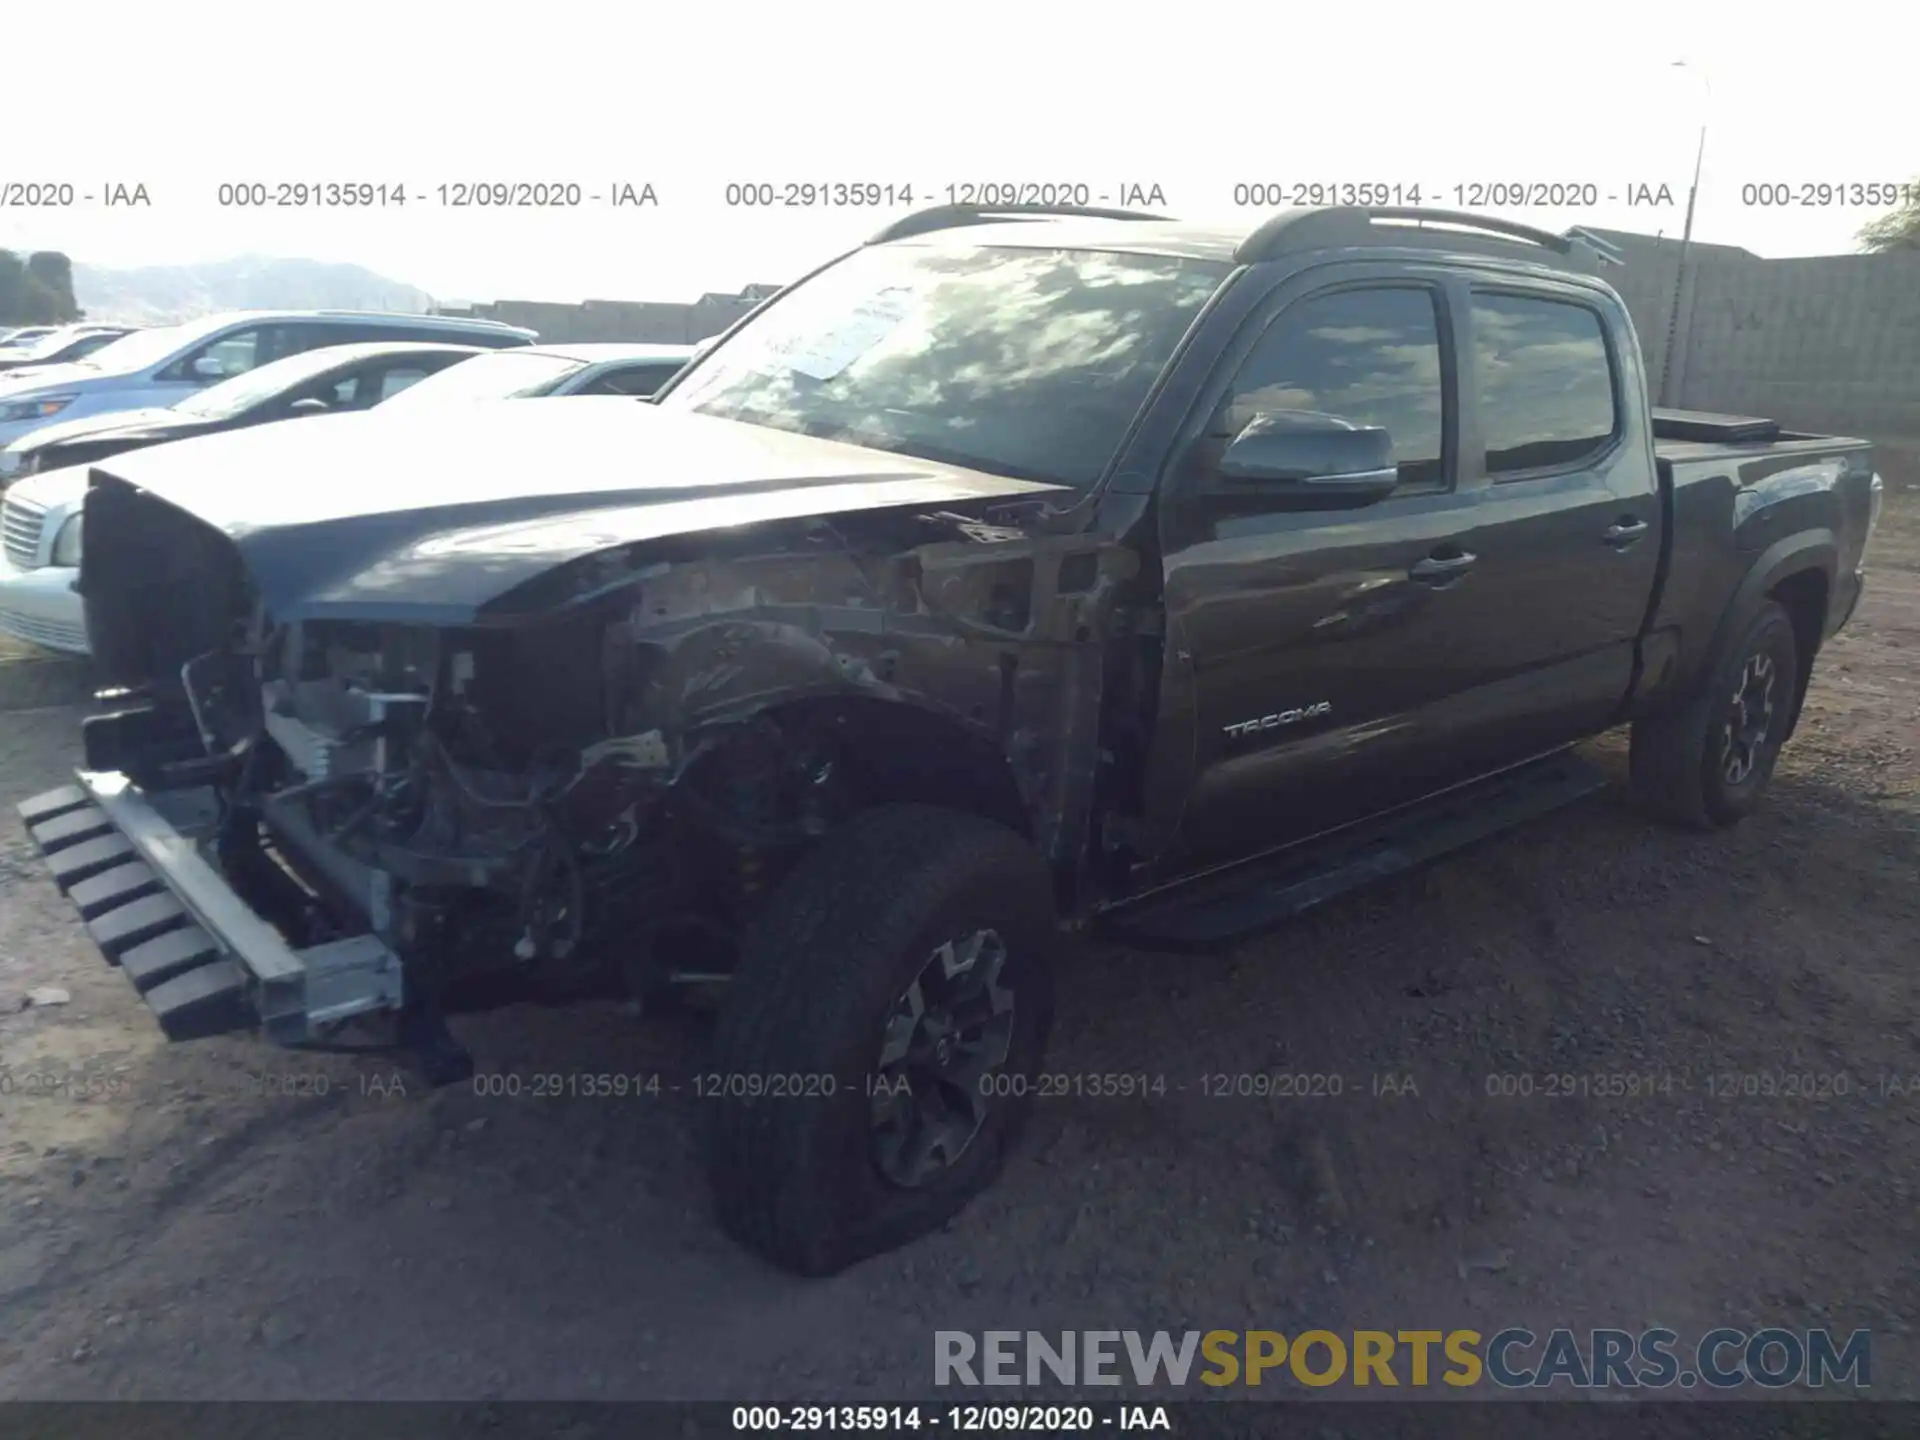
<box><xmin>1604</xmin><ymin>519</ymin><xmax>1649</xmax><ymax>547</ymax></box>
<box><xmin>1409</xmin><ymin>551</ymin><xmax>1477</xmax><ymax>583</ymax></box>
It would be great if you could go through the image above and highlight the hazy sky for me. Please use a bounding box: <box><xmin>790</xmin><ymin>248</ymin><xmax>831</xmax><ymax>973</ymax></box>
<box><xmin>3</xmin><ymin>0</ymin><xmax>1912</xmax><ymax>304</ymax></box>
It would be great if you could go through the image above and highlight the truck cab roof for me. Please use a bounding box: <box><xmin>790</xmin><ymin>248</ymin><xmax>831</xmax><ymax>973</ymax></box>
<box><xmin>868</xmin><ymin>204</ymin><xmax>1625</xmax><ymax>277</ymax></box>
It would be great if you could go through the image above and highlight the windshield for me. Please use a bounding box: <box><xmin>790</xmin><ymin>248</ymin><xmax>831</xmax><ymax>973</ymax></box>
<box><xmin>657</xmin><ymin>243</ymin><xmax>1228</xmax><ymax>488</ymax></box>
<box><xmin>171</xmin><ymin>346</ymin><xmax>368</xmax><ymax>420</ymax></box>
<box><xmin>70</xmin><ymin>323</ymin><xmax>203</xmax><ymax>374</ymax></box>
<box><xmin>376</xmin><ymin>350</ymin><xmax>586</xmax><ymax>406</ymax></box>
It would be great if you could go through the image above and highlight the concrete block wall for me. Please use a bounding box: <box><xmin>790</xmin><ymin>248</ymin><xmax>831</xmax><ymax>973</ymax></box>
<box><xmin>1607</xmin><ymin>246</ymin><xmax>1920</xmax><ymax>484</ymax></box>
<box><xmin>436</xmin><ymin>289</ymin><xmax>780</xmax><ymax>345</ymax></box>
<box><xmin>1680</xmin><ymin>255</ymin><xmax>1920</xmax><ymax>444</ymax></box>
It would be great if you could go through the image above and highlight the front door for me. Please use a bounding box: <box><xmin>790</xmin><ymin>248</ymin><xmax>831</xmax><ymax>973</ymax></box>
<box><xmin>1141</xmin><ymin>270</ymin><xmax>1495</xmax><ymax>881</ymax></box>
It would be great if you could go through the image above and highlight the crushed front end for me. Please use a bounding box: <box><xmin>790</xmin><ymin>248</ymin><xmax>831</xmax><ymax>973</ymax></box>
<box><xmin>19</xmin><ymin>481</ymin><xmax>690</xmax><ymax>1073</ymax></box>
<box><xmin>20</xmin><ymin>473</ymin><xmax>1139</xmax><ymax>1077</ymax></box>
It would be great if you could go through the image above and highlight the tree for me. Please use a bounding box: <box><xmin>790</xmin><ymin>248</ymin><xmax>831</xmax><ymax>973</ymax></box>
<box><xmin>0</xmin><ymin>249</ymin><xmax>83</xmax><ymax>324</ymax></box>
<box><xmin>1857</xmin><ymin>182</ymin><xmax>1920</xmax><ymax>252</ymax></box>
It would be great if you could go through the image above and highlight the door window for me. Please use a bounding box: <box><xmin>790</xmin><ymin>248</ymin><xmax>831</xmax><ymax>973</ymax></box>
<box><xmin>181</xmin><ymin>327</ymin><xmax>265</xmax><ymax>381</ymax></box>
<box><xmin>578</xmin><ymin>363</ymin><xmax>685</xmax><ymax>397</ymax></box>
<box><xmin>317</xmin><ymin>374</ymin><xmax>362</xmax><ymax>407</ymax></box>
<box><xmin>1471</xmin><ymin>293</ymin><xmax>1617</xmax><ymax>476</ymax></box>
<box><xmin>164</xmin><ymin>324</ymin><xmax>314</xmax><ymax>382</ymax></box>
<box><xmin>375</xmin><ymin>366</ymin><xmax>434</xmax><ymax>401</ymax></box>
<box><xmin>1223</xmin><ymin>287</ymin><xmax>1449</xmax><ymax>492</ymax></box>
<box><xmin>287</xmin><ymin>362</ymin><xmax>434</xmax><ymax>411</ymax></box>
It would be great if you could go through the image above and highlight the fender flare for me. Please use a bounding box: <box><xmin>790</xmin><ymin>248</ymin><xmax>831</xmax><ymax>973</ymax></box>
<box><xmin>1692</xmin><ymin>531</ymin><xmax>1835</xmax><ymax>732</ymax></box>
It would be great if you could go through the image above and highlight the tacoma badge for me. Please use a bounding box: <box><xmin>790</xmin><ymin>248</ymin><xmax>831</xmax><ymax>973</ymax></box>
<box><xmin>1223</xmin><ymin>702</ymin><xmax>1332</xmax><ymax>739</ymax></box>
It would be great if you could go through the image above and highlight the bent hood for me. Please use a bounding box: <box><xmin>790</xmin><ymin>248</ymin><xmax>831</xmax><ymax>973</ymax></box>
<box><xmin>91</xmin><ymin>397</ymin><xmax>1069</xmax><ymax>622</ymax></box>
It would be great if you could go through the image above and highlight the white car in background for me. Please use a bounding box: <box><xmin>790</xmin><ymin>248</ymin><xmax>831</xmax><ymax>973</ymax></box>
<box><xmin>0</xmin><ymin>341</ymin><xmax>486</xmax><ymax>655</ymax></box>
<box><xmin>0</xmin><ymin>324</ymin><xmax>137</xmax><ymax>375</ymax></box>
<box><xmin>373</xmin><ymin>342</ymin><xmax>695</xmax><ymax>406</ymax></box>
<box><xmin>0</xmin><ymin>461</ymin><xmax>92</xmax><ymax>652</ymax></box>
<box><xmin>0</xmin><ymin>309</ymin><xmax>537</xmax><ymax>452</ymax></box>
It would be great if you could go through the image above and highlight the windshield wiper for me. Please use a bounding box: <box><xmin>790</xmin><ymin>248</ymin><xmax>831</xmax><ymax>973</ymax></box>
<box><xmin>806</xmin><ymin>426</ymin><xmax>1071</xmax><ymax>489</ymax></box>
<box><xmin>715</xmin><ymin>410</ymin><xmax>1078</xmax><ymax>492</ymax></box>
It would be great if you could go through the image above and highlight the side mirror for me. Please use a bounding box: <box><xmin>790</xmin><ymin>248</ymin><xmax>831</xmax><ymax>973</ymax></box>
<box><xmin>287</xmin><ymin>397</ymin><xmax>331</xmax><ymax>416</ymax></box>
<box><xmin>1215</xmin><ymin>410</ymin><xmax>1399</xmax><ymax>509</ymax></box>
<box><xmin>190</xmin><ymin>355</ymin><xmax>228</xmax><ymax>381</ymax></box>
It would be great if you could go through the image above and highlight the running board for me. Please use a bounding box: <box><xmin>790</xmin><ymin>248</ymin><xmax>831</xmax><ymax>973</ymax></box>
<box><xmin>1100</xmin><ymin>752</ymin><xmax>1612</xmax><ymax>952</ymax></box>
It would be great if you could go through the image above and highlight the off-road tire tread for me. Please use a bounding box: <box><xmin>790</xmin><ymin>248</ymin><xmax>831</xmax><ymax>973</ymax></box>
<box><xmin>705</xmin><ymin>804</ymin><xmax>1055</xmax><ymax>1275</ymax></box>
<box><xmin>1628</xmin><ymin>601</ymin><xmax>1798</xmax><ymax>831</ymax></box>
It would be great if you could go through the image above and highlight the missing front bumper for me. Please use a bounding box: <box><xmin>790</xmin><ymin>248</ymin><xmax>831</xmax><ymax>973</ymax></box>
<box><xmin>16</xmin><ymin>772</ymin><xmax>405</xmax><ymax>1044</ymax></box>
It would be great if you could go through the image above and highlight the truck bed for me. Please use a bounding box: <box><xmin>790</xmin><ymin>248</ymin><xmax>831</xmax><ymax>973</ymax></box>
<box><xmin>1652</xmin><ymin>407</ymin><xmax>1870</xmax><ymax>465</ymax></box>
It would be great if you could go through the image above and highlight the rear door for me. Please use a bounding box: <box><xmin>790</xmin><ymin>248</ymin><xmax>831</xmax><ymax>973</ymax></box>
<box><xmin>1437</xmin><ymin>280</ymin><xmax>1662</xmax><ymax>759</ymax></box>
<box><xmin>1145</xmin><ymin>265</ymin><xmax>1494</xmax><ymax>877</ymax></box>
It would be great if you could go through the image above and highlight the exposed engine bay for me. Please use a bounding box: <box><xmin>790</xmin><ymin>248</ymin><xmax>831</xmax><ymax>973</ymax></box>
<box><xmin>71</xmin><ymin>473</ymin><xmax>1153</xmax><ymax>1053</ymax></box>
<box><xmin>92</xmin><ymin>609</ymin><xmax>881</xmax><ymax>1019</ymax></box>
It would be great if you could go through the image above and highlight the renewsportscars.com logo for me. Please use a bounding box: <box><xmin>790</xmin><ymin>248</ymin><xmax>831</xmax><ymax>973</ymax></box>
<box><xmin>934</xmin><ymin>1328</ymin><xmax>1871</xmax><ymax>1391</ymax></box>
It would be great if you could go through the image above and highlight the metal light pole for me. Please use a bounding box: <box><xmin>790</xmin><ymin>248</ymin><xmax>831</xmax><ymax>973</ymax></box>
<box><xmin>1660</xmin><ymin>61</ymin><xmax>1712</xmax><ymax>407</ymax></box>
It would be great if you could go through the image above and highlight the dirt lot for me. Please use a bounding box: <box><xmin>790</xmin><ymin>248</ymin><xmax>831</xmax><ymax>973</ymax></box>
<box><xmin>0</xmin><ymin>492</ymin><xmax>1916</xmax><ymax>1406</ymax></box>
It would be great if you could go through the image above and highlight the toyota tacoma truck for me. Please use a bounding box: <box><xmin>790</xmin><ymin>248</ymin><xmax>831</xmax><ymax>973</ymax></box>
<box><xmin>15</xmin><ymin>204</ymin><xmax>1885</xmax><ymax>1275</ymax></box>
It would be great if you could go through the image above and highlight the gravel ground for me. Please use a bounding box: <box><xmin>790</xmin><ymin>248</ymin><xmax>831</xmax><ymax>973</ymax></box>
<box><xmin>0</xmin><ymin>493</ymin><xmax>1916</xmax><ymax>1405</ymax></box>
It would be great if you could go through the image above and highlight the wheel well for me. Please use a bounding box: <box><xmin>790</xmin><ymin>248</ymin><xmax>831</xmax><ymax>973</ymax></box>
<box><xmin>723</xmin><ymin>696</ymin><xmax>1034</xmax><ymax>840</ymax></box>
<box><xmin>1768</xmin><ymin>567</ymin><xmax>1828</xmax><ymax>739</ymax></box>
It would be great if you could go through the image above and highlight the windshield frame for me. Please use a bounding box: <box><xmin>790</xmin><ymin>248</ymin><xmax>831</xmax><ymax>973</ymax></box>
<box><xmin>652</xmin><ymin>240</ymin><xmax>1232</xmax><ymax>494</ymax></box>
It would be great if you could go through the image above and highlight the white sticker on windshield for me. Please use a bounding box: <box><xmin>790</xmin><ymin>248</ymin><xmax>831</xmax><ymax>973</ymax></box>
<box><xmin>778</xmin><ymin>287</ymin><xmax>915</xmax><ymax>382</ymax></box>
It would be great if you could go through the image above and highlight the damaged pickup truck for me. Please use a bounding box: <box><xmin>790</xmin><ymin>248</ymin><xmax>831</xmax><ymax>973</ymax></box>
<box><xmin>17</xmin><ymin>204</ymin><xmax>1885</xmax><ymax>1274</ymax></box>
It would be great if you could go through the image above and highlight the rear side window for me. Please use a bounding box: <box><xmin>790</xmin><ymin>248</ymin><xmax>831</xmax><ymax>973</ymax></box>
<box><xmin>376</xmin><ymin>366</ymin><xmax>435</xmax><ymax>400</ymax></box>
<box><xmin>580</xmin><ymin>363</ymin><xmax>686</xmax><ymax>397</ymax></box>
<box><xmin>1225</xmin><ymin>286</ymin><xmax>1449</xmax><ymax>492</ymax></box>
<box><xmin>1472</xmin><ymin>293</ymin><xmax>1617</xmax><ymax>476</ymax></box>
<box><xmin>276</xmin><ymin>323</ymin><xmax>372</xmax><ymax>354</ymax></box>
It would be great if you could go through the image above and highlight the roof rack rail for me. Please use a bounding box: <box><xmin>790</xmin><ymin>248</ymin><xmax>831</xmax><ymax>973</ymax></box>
<box><xmin>867</xmin><ymin>202</ymin><xmax>1174</xmax><ymax>245</ymax></box>
<box><xmin>305</xmin><ymin>307</ymin><xmax>529</xmax><ymax>325</ymax></box>
<box><xmin>1563</xmin><ymin>226</ymin><xmax>1626</xmax><ymax>267</ymax></box>
<box><xmin>1234</xmin><ymin>207</ymin><xmax>1625</xmax><ymax>269</ymax></box>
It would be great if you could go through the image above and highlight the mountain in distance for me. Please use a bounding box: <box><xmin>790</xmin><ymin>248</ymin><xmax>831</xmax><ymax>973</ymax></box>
<box><xmin>73</xmin><ymin>255</ymin><xmax>434</xmax><ymax>325</ymax></box>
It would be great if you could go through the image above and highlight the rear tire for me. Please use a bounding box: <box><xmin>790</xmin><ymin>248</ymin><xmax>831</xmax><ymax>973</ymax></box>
<box><xmin>704</xmin><ymin>804</ymin><xmax>1057</xmax><ymax>1275</ymax></box>
<box><xmin>1629</xmin><ymin>601</ymin><xmax>1800</xmax><ymax>830</ymax></box>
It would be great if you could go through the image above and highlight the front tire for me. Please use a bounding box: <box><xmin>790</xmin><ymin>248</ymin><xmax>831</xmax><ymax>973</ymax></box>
<box><xmin>704</xmin><ymin>804</ymin><xmax>1057</xmax><ymax>1275</ymax></box>
<box><xmin>1629</xmin><ymin>600</ymin><xmax>1801</xmax><ymax>830</ymax></box>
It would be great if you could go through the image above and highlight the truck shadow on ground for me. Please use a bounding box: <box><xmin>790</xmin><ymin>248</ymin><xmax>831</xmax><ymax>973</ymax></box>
<box><xmin>6</xmin><ymin>746</ymin><xmax>1916</xmax><ymax>1398</ymax></box>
